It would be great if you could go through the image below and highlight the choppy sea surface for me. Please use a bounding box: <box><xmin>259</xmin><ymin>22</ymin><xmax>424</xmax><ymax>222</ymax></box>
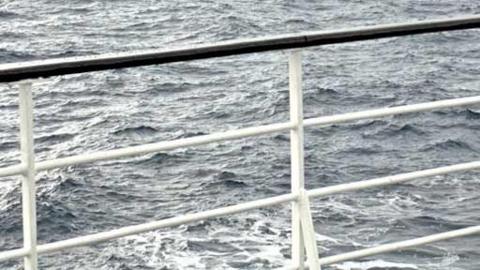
<box><xmin>1</xmin><ymin>1</ymin><xmax>480</xmax><ymax>269</ymax></box>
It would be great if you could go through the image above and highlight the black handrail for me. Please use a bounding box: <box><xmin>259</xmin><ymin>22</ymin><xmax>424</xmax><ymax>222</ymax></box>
<box><xmin>1</xmin><ymin>15</ymin><xmax>480</xmax><ymax>83</ymax></box>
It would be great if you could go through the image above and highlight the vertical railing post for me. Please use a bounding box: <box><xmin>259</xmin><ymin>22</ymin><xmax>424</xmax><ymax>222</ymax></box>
<box><xmin>298</xmin><ymin>189</ymin><xmax>320</xmax><ymax>269</ymax></box>
<box><xmin>289</xmin><ymin>50</ymin><xmax>306</xmax><ymax>269</ymax></box>
<box><xmin>19</xmin><ymin>81</ymin><xmax>38</xmax><ymax>270</ymax></box>
<box><xmin>289</xmin><ymin>51</ymin><xmax>321</xmax><ymax>270</ymax></box>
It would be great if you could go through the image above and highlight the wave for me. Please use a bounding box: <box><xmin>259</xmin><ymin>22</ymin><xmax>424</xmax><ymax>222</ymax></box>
<box><xmin>273</xmin><ymin>134</ymin><xmax>289</xmax><ymax>142</ymax></box>
<box><xmin>432</xmin><ymin>108</ymin><xmax>480</xmax><ymax>120</ymax></box>
<box><xmin>0</xmin><ymin>140</ymin><xmax>17</xmax><ymax>151</ymax></box>
<box><xmin>465</xmin><ymin>108</ymin><xmax>480</xmax><ymax>119</ymax></box>
<box><xmin>333</xmin><ymin>259</ymin><xmax>418</xmax><ymax>270</ymax></box>
<box><xmin>337</xmin><ymin>145</ymin><xmax>384</xmax><ymax>155</ymax></box>
<box><xmin>0</xmin><ymin>176</ymin><xmax>81</xmax><ymax>239</ymax></box>
<box><xmin>217</xmin><ymin>171</ymin><xmax>236</xmax><ymax>180</ymax></box>
<box><xmin>0</xmin><ymin>10</ymin><xmax>20</xmax><ymax>18</ymax></box>
<box><xmin>395</xmin><ymin>215</ymin><xmax>470</xmax><ymax>232</ymax></box>
<box><xmin>0</xmin><ymin>49</ymin><xmax>37</xmax><ymax>63</ymax></box>
<box><xmin>195</xmin><ymin>170</ymin><xmax>249</xmax><ymax>189</ymax></box>
<box><xmin>36</xmin><ymin>199</ymin><xmax>78</xmax><ymax>237</ymax></box>
<box><xmin>175</xmin><ymin>131</ymin><xmax>208</xmax><ymax>139</ymax></box>
<box><xmin>214</xmin><ymin>171</ymin><xmax>248</xmax><ymax>188</ymax></box>
<box><xmin>183</xmin><ymin>220</ymin><xmax>211</xmax><ymax>233</ymax></box>
<box><xmin>35</xmin><ymin>133</ymin><xmax>76</xmax><ymax>144</ymax></box>
<box><xmin>150</xmin><ymin>82</ymin><xmax>194</xmax><ymax>94</ymax></box>
<box><xmin>146</xmin><ymin>152</ymin><xmax>182</xmax><ymax>164</ymax></box>
<box><xmin>187</xmin><ymin>238</ymin><xmax>241</xmax><ymax>253</ymax></box>
<box><xmin>0</xmin><ymin>184</ymin><xmax>21</xmax><ymax>234</ymax></box>
<box><xmin>113</xmin><ymin>125</ymin><xmax>158</xmax><ymax>136</ymax></box>
<box><xmin>420</xmin><ymin>138</ymin><xmax>474</xmax><ymax>152</ymax></box>
<box><xmin>346</xmin><ymin>119</ymin><xmax>389</xmax><ymax>130</ymax></box>
<box><xmin>365</xmin><ymin>123</ymin><xmax>426</xmax><ymax>138</ymax></box>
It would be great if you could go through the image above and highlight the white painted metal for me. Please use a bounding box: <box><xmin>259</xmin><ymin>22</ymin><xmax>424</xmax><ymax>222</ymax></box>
<box><xmin>0</xmin><ymin>78</ymin><xmax>479</xmax><ymax>268</ymax></box>
<box><xmin>281</xmin><ymin>226</ymin><xmax>480</xmax><ymax>270</ymax></box>
<box><xmin>289</xmin><ymin>51</ymin><xmax>306</xmax><ymax>269</ymax></box>
<box><xmin>0</xmin><ymin>193</ymin><xmax>295</xmax><ymax>261</ymax></box>
<box><xmin>0</xmin><ymin>95</ymin><xmax>464</xmax><ymax>179</ymax></box>
<box><xmin>35</xmin><ymin>193</ymin><xmax>297</xmax><ymax>255</ymax></box>
<box><xmin>298</xmin><ymin>190</ymin><xmax>320</xmax><ymax>270</ymax></box>
<box><xmin>0</xmin><ymin>194</ymin><xmax>296</xmax><ymax>261</ymax></box>
<box><xmin>0</xmin><ymin>163</ymin><xmax>26</xmax><ymax>178</ymax></box>
<box><xmin>0</xmin><ymin>159</ymin><xmax>473</xmax><ymax>262</ymax></box>
<box><xmin>17</xmin><ymin>95</ymin><xmax>476</xmax><ymax>176</ymax></box>
<box><xmin>307</xmin><ymin>160</ymin><xmax>480</xmax><ymax>198</ymax></box>
<box><xmin>1</xmin><ymin>39</ymin><xmax>480</xmax><ymax>269</ymax></box>
<box><xmin>18</xmin><ymin>82</ymin><xmax>37</xmax><ymax>270</ymax></box>
<box><xmin>304</xmin><ymin>95</ymin><xmax>480</xmax><ymax>127</ymax></box>
<box><xmin>317</xmin><ymin>225</ymin><xmax>480</xmax><ymax>265</ymax></box>
<box><xmin>0</xmin><ymin>248</ymin><xmax>29</xmax><ymax>262</ymax></box>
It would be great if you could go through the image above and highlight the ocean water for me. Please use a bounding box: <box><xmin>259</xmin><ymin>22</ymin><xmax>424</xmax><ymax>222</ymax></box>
<box><xmin>1</xmin><ymin>0</ymin><xmax>480</xmax><ymax>269</ymax></box>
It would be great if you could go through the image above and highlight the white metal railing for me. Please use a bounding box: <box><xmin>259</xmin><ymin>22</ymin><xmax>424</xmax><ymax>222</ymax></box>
<box><xmin>1</xmin><ymin>16</ymin><xmax>480</xmax><ymax>270</ymax></box>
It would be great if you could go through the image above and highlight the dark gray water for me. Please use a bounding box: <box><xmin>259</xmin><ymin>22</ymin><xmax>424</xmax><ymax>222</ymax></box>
<box><xmin>1</xmin><ymin>1</ymin><xmax>480</xmax><ymax>269</ymax></box>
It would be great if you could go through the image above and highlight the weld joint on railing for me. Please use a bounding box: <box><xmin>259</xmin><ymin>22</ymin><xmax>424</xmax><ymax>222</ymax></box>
<box><xmin>20</xmin><ymin>163</ymin><xmax>35</xmax><ymax>177</ymax></box>
<box><xmin>289</xmin><ymin>120</ymin><xmax>300</xmax><ymax>129</ymax></box>
<box><xmin>297</xmin><ymin>188</ymin><xmax>308</xmax><ymax>199</ymax></box>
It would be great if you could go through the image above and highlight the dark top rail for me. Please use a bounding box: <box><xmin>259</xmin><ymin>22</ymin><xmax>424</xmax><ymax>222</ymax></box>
<box><xmin>1</xmin><ymin>15</ymin><xmax>480</xmax><ymax>83</ymax></box>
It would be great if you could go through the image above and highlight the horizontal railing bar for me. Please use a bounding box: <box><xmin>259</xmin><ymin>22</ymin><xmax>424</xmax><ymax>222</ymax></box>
<box><xmin>318</xmin><ymin>225</ymin><xmax>480</xmax><ymax>265</ymax></box>
<box><xmin>0</xmin><ymin>247</ymin><xmax>29</xmax><ymax>262</ymax></box>
<box><xmin>307</xmin><ymin>160</ymin><xmax>480</xmax><ymax>198</ymax></box>
<box><xmin>36</xmin><ymin>122</ymin><xmax>294</xmax><ymax>171</ymax></box>
<box><xmin>31</xmin><ymin>96</ymin><xmax>480</xmax><ymax>172</ymax></box>
<box><xmin>0</xmin><ymin>164</ymin><xmax>26</xmax><ymax>178</ymax></box>
<box><xmin>36</xmin><ymin>193</ymin><xmax>297</xmax><ymax>255</ymax></box>
<box><xmin>304</xmin><ymin>95</ymin><xmax>480</xmax><ymax>127</ymax></box>
<box><xmin>282</xmin><ymin>225</ymin><xmax>480</xmax><ymax>270</ymax></box>
<box><xmin>283</xmin><ymin>161</ymin><xmax>480</xmax><ymax>270</ymax></box>
<box><xmin>1</xmin><ymin>15</ymin><xmax>480</xmax><ymax>82</ymax></box>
